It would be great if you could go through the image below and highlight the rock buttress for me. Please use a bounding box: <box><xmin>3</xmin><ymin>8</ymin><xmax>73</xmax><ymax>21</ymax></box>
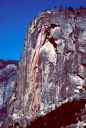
<box><xmin>7</xmin><ymin>9</ymin><xmax>86</xmax><ymax>127</ymax></box>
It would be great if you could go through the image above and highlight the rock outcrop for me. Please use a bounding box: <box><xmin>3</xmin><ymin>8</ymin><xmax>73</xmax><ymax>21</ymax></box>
<box><xmin>0</xmin><ymin>60</ymin><xmax>18</xmax><ymax>127</ymax></box>
<box><xmin>7</xmin><ymin>8</ymin><xmax>86</xmax><ymax>128</ymax></box>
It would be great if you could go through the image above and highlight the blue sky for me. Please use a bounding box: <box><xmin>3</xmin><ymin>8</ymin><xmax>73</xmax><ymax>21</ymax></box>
<box><xmin>0</xmin><ymin>0</ymin><xmax>86</xmax><ymax>60</ymax></box>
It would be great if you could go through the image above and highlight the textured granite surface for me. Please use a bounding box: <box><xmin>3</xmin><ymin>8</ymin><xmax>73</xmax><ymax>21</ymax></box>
<box><xmin>6</xmin><ymin>8</ymin><xmax>86</xmax><ymax>128</ymax></box>
<box><xmin>0</xmin><ymin>60</ymin><xmax>18</xmax><ymax>128</ymax></box>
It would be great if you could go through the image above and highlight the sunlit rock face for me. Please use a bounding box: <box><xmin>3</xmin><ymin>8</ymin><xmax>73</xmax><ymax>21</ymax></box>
<box><xmin>8</xmin><ymin>8</ymin><xmax>86</xmax><ymax>127</ymax></box>
<box><xmin>0</xmin><ymin>60</ymin><xmax>18</xmax><ymax>127</ymax></box>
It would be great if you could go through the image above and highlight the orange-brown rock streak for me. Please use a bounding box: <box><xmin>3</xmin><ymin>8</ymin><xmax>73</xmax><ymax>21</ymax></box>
<box><xmin>31</xmin><ymin>15</ymin><xmax>48</xmax><ymax>115</ymax></box>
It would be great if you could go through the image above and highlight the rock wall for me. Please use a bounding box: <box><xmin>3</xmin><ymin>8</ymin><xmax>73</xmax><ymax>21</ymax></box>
<box><xmin>0</xmin><ymin>60</ymin><xmax>18</xmax><ymax>127</ymax></box>
<box><xmin>7</xmin><ymin>8</ymin><xmax>86</xmax><ymax>127</ymax></box>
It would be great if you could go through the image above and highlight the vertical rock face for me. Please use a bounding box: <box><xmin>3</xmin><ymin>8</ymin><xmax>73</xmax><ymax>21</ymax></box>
<box><xmin>0</xmin><ymin>60</ymin><xmax>18</xmax><ymax>127</ymax></box>
<box><xmin>8</xmin><ymin>9</ymin><xmax>86</xmax><ymax>127</ymax></box>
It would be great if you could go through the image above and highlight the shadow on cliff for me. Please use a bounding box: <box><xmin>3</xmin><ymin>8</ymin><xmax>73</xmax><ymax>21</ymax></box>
<box><xmin>27</xmin><ymin>99</ymin><xmax>86</xmax><ymax>128</ymax></box>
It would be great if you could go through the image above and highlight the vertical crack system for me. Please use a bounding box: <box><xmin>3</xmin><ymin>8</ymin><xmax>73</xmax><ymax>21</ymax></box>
<box><xmin>31</xmin><ymin>15</ymin><xmax>49</xmax><ymax>115</ymax></box>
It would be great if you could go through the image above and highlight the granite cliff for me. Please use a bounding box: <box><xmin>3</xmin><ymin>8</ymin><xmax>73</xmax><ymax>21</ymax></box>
<box><xmin>5</xmin><ymin>8</ymin><xmax>86</xmax><ymax>128</ymax></box>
